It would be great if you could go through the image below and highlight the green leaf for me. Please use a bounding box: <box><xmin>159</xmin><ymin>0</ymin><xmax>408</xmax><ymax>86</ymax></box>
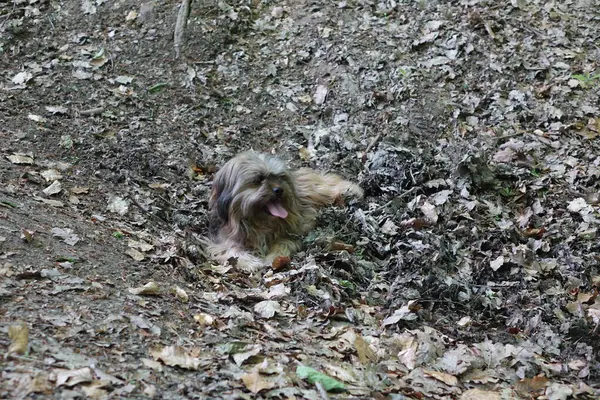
<box><xmin>296</xmin><ymin>366</ymin><xmax>345</xmax><ymax>392</ymax></box>
<box><xmin>339</xmin><ymin>280</ymin><xmax>355</xmax><ymax>290</ymax></box>
<box><xmin>148</xmin><ymin>83</ymin><xmax>168</xmax><ymax>94</ymax></box>
<box><xmin>93</xmin><ymin>48</ymin><xmax>105</xmax><ymax>59</ymax></box>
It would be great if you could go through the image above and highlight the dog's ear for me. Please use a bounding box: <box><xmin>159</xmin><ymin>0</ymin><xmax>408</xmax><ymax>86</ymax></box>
<box><xmin>209</xmin><ymin>170</ymin><xmax>233</xmax><ymax>235</ymax></box>
<box><xmin>215</xmin><ymin>190</ymin><xmax>232</xmax><ymax>223</ymax></box>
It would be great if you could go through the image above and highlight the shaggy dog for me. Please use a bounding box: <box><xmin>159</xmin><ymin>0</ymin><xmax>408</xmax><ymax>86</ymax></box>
<box><xmin>207</xmin><ymin>151</ymin><xmax>363</xmax><ymax>272</ymax></box>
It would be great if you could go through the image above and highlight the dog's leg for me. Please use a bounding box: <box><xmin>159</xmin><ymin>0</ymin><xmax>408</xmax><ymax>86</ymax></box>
<box><xmin>292</xmin><ymin>168</ymin><xmax>363</xmax><ymax>209</ymax></box>
<box><xmin>265</xmin><ymin>239</ymin><xmax>298</xmax><ymax>264</ymax></box>
<box><xmin>207</xmin><ymin>241</ymin><xmax>266</xmax><ymax>272</ymax></box>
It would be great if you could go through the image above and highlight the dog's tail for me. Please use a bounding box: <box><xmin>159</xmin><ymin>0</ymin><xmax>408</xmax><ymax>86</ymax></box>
<box><xmin>292</xmin><ymin>168</ymin><xmax>363</xmax><ymax>209</ymax></box>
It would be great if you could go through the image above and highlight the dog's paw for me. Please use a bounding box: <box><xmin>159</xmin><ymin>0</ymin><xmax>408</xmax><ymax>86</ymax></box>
<box><xmin>234</xmin><ymin>255</ymin><xmax>267</xmax><ymax>273</ymax></box>
<box><xmin>335</xmin><ymin>183</ymin><xmax>363</xmax><ymax>206</ymax></box>
<box><xmin>345</xmin><ymin>183</ymin><xmax>364</xmax><ymax>200</ymax></box>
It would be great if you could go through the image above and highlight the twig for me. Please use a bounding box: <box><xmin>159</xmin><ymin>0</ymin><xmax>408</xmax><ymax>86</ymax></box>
<box><xmin>127</xmin><ymin>194</ymin><xmax>176</xmax><ymax>234</ymax></box>
<box><xmin>0</xmin><ymin>0</ymin><xmax>17</xmax><ymax>29</ymax></box>
<box><xmin>364</xmin><ymin>131</ymin><xmax>382</xmax><ymax>158</ymax></box>
<box><xmin>79</xmin><ymin>107</ymin><xmax>104</xmax><ymax>116</ymax></box>
<box><xmin>315</xmin><ymin>382</ymin><xmax>330</xmax><ymax>400</ymax></box>
<box><xmin>174</xmin><ymin>0</ymin><xmax>193</xmax><ymax>58</ymax></box>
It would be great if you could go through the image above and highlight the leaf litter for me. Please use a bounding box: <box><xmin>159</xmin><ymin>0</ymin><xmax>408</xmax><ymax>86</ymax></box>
<box><xmin>2</xmin><ymin>0</ymin><xmax>600</xmax><ymax>398</ymax></box>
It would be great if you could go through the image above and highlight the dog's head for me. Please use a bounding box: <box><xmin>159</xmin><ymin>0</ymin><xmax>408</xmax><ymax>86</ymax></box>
<box><xmin>209</xmin><ymin>152</ymin><xmax>298</xmax><ymax>230</ymax></box>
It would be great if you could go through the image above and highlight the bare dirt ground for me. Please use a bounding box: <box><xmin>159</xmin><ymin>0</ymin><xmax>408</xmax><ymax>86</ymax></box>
<box><xmin>2</xmin><ymin>0</ymin><xmax>600</xmax><ymax>398</ymax></box>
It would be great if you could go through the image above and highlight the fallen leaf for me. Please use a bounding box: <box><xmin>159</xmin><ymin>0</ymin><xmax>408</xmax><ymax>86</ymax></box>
<box><xmin>150</xmin><ymin>345</ymin><xmax>201</xmax><ymax>370</ymax></box>
<box><xmin>254</xmin><ymin>300</ymin><xmax>280</xmax><ymax>319</ymax></box>
<box><xmin>461</xmin><ymin>388</ymin><xmax>501</xmax><ymax>400</ymax></box>
<box><xmin>514</xmin><ymin>375</ymin><xmax>549</xmax><ymax>395</ymax></box>
<box><xmin>142</xmin><ymin>358</ymin><xmax>163</xmax><ymax>372</ymax></box>
<box><xmin>267</xmin><ymin>283</ymin><xmax>288</xmax><ymax>299</ymax></box>
<box><xmin>172</xmin><ymin>286</ymin><xmax>189</xmax><ymax>303</ymax></box>
<box><xmin>489</xmin><ymin>255</ymin><xmax>504</xmax><ymax>271</ymax></box>
<box><xmin>43</xmin><ymin>181</ymin><xmax>62</xmax><ymax>196</ymax></box>
<box><xmin>129</xmin><ymin>282</ymin><xmax>160</xmax><ymax>296</ymax></box>
<box><xmin>382</xmin><ymin>301</ymin><xmax>419</xmax><ymax>325</ymax></box>
<box><xmin>34</xmin><ymin>197</ymin><xmax>64</xmax><ymax>207</ymax></box>
<box><xmin>271</xmin><ymin>256</ymin><xmax>291</xmax><ymax>270</ymax></box>
<box><xmin>45</xmin><ymin>105</ymin><xmax>68</xmax><ymax>114</ymax></box>
<box><xmin>71</xmin><ymin>187</ymin><xmax>90</xmax><ymax>194</ymax></box>
<box><xmin>81</xmin><ymin>383</ymin><xmax>108</xmax><ymax>400</ymax></box>
<box><xmin>21</xmin><ymin>229</ymin><xmax>35</xmax><ymax>243</ymax></box>
<box><xmin>7</xmin><ymin>154</ymin><xmax>34</xmax><ymax>165</ymax></box>
<box><xmin>420</xmin><ymin>201</ymin><xmax>439</xmax><ymax>223</ymax></box>
<box><xmin>128</xmin><ymin>239</ymin><xmax>154</xmax><ymax>252</ymax></box>
<box><xmin>567</xmin><ymin>198</ymin><xmax>588</xmax><ymax>213</ymax></box>
<box><xmin>51</xmin><ymin>227</ymin><xmax>81</xmax><ymax>246</ymax></box>
<box><xmin>115</xmin><ymin>75</ymin><xmax>134</xmax><ymax>84</ymax></box>
<box><xmin>8</xmin><ymin>322</ymin><xmax>29</xmax><ymax>354</ymax></box>
<box><xmin>125</xmin><ymin>248</ymin><xmax>145</xmax><ymax>261</ymax></box>
<box><xmin>493</xmin><ymin>147</ymin><xmax>516</xmax><ymax>163</ymax></box>
<box><xmin>12</xmin><ymin>71</ymin><xmax>33</xmax><ymax>85</ymax></box>
<box><xmin>41</xmin><ymin>169</ymin><xmax>63</xmax><ymax>182</ymax></box>
<box><xmin>193</xmin><ymin>313</ymin><xmax>215</xmax><ymax>327</ymax></box>
<box><xmin>232</xmin><ymin>346</ymin><xmax>262</xmax><ymax>366</ymax></box>
<box><xmin>313</xmin><ymin>84</ymin><xmax>328</xmax><ymax>105</ymax></box>
<box><xmin>107</xmin><ymin>196</ymin><xmax>129</xmax><ymax>215</ymax></box>
<box><xmin>55</xmin><ymin>367</ymin><xmax>93</xmax><ymax>387</ymax></box>
<box><xmin>546</xmin><ymin>382</ymin><xmax>574</xmax><ymax>400</ymax></box>
<box><xmin>296</xmin><ymin>366</ymin><xmax>345</xmax><ymax>392</ymax></box>
<box><xmin>28</xmin><ymin>114</ymin><xmax>46</xmax><ymax>122</ymax></box>
<box><xmin>81</xmin><ymin>0</ymin><xmax>96</xmax><ymax>15</ymax></box>
<box><xmin>125</xmin><ymin>10</ymin><xmax>138</xmax><ymax>21</ymax></box>
<box><xmin>423</xmin><ymin>369</ymin><xmax>458</xmax><ymax>386</ymax></box>
<box><xmin>354</xmin><ymin>334</ymin><xmax>377</xmax><ymax>364</ymax></box>
<box><xmin>241</xmin><ymin>369</ymin><xmax>274</xmax><ymax>394</ymax></box>
<box><xmin>73</xmin><ymin>69</ymin><xmax>93</xmax><ymax>80</ymax></box>
<box><xmin>329</xmin><ymin>240</ymin><xmax>355</xmax><ymax>252</ymax></box>
<box><xmin>380</xmin><ymin>219</ymin><xmax>399</xmax><ymax>235</ymax></box>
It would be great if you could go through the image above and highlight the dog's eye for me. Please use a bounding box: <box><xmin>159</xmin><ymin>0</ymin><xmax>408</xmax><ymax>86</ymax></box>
<box><xmin>253</xmin><ymin>175</ymin><xmax>264</xmax><ymax>185</ymax></box>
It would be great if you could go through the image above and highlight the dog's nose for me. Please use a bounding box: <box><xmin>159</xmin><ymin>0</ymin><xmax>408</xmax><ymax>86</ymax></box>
<box><xmin>272</xmin><ymin>187</ymin><xmax>284</xmax><ymax>197</ymax></box>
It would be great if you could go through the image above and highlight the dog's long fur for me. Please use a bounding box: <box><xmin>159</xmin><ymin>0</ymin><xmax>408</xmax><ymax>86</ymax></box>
<box><xmin>207</xmin><ymin>151</ymin><xmax>363</xmax><ymax>272</ymax></box>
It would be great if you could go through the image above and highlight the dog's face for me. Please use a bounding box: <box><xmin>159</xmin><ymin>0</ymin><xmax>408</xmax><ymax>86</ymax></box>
<box><xmin>209</xmin><ymin>152</ymin><xmax>298</xmax><ymax>227</ymax></box>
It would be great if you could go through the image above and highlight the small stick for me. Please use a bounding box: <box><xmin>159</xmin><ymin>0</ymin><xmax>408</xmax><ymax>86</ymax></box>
<box><xmin>315</xmin><ymin>382</ymin><xmax>330</xmax><ymax>400</ymax></box>
<box><xmin>79</xmin><ymin>107</ymin><xmax>104</xmax><ymax>116</ymax></box>
<box><xmin>174</xmin><ymin>0</ymin><xmax>193</xmax><ymax>58</ymax></box>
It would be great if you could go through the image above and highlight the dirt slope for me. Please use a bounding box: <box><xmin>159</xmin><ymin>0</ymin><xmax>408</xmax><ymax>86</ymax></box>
<box><xmin>2</xmin><ymin>0</ymin><xmax>600</xmax><ymax>398</ymax></box>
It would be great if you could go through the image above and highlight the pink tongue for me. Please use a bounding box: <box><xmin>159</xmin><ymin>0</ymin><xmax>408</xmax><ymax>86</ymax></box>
<box><xmin>267</xmin><ymin>202</ymin><xmax>288</xmax><ymax>218</ymax></box>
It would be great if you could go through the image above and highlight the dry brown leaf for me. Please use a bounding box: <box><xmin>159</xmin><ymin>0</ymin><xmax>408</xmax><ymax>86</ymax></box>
<box><xmin>128</xmin><ymin>282</ymin><xmax>160</xmax><ymax>296</ymax></box>
<box><xmin>354</xmin><ymin>334</ymin><xmax>377</xmax><ymax>364</ymax></box>
<box><xmin>172</xmin><ymin>286</ymin><xmax>189</xmax><ymax>303</ymax></box>
<box><xmin>461</xmin><ymin>388</ymin><xmax>501</xmax><ymax>400</ymax></box>
<box><xmin>150</xmin><ymin>345</ymin><xmax>202</xmax><ymax>370</ymax></box>
<box><xmin>193</xmin><ymin>313</ymin><xmax>215</xmax><ymax>327</ymax></box>
<box><xmin>7</xmin><ymin>154</ymin><xmax>34</xmax><ymax>165</ymax></box>
<box><xmin>70</xmin><ymin>187</ymin><xmax>90</xmax><ymax>194</ymax></box>
<box><xmin>55</xmin><ymin>367</ymin><xmax>93</xmax><ymax>387</ymax></box>
<box><xmin>271</xmin><ymin>256</ymin><xmax>291</xmax><ymax>270</ymax></box>
<box><xmin>254</xmin><ymin>300</ymin><xmax>280</xmax><ymax>319</ymax></box>
<box><xmin>8</xmin><ymin>322</ymin><xmax>29</xmax><ymax>354</ymax></box>
<box><xmin>43</xmin><ymin>180</ymin><xmax>62</xmax><ymax>196</ymax></box>
<box><xmin>128</xmin><ymin>239</ymin><xmax>154</xmax><ymax>252</ymax></box>
<box><xmin>28</xmin><ymin>374</ymin><xmax>53</xmax><ymax>395</ymax></box>
<box><xmin>423</xmin><ymin>369</ymin><xmax>458</xmax><ymax>386</ymax></box>
<box><xmin>241</xmin><ymin>369</ymin><xmax>274</xmax><ymax>394</ymax></box>
<box><xmin>81</xmin><ymin>381</ymin><xmax>110</xmax><ymax>399</ymax></box>
<box><xmin>514</xmin><ymin>375</ymin><xmax>549</xmax><ymax>394</ymax></box>
<box><xmin>125</xmin><ymin>248</ymin><xmax>145</xmax><ymax>261</ymax></box>
<box><xmin>329</xmin><ymin>240</ymin><xmax>355</xmax><ymax>253</ymax></box>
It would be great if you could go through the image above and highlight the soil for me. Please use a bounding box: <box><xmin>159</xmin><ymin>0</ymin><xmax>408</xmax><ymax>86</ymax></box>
<box><xmin>2</xmin><ymin>0</ymin><xmax>600</xmax><ymax>399</ymax></box>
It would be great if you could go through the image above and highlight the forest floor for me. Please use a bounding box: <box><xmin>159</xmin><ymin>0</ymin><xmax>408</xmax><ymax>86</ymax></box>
<box><xmin>1</xmin><ymin>0</ymin><xmax>600</xmax><ymax>399</ymax></box>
